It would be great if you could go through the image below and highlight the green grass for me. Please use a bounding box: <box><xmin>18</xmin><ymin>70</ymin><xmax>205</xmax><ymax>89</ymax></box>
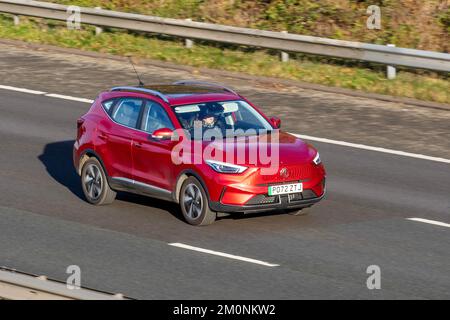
<box><xmin>0</xmin><ymin>15</ymin><xmax>449</xmax><ymax>104</ymax></box>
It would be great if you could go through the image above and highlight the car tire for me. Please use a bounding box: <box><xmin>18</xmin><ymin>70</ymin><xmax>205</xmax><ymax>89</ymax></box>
<box><xmin>81</xmin><ymin>157</ymin><xmax>116</xmax><ymax>205</ymax></box>
<box><xmin>287</xmin><ymin>206</ymin><xmax>311</xmax><ymax>216</ymax></box>
<box><xmin>180</xmin><ymin>177</ymin><xmax>216</xmax><ymax>226</ymax></box>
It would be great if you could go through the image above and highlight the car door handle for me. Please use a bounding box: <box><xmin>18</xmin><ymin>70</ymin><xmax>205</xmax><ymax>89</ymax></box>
<box><xmin>133</xmin><ymin>142</ymin><xmax>142</xmax><ymax>148</ymax></box>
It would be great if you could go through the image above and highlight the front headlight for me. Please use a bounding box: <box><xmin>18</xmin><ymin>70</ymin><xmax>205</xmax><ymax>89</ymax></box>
<box><xmin>205</xmin><ymin>160</ymin><xmax>247</xmax><ymax>174</ymax></box>
<box><xmin>312</xmin><ymin>152</ymin><xmax>321</xmax><ymax>165</ymax></box>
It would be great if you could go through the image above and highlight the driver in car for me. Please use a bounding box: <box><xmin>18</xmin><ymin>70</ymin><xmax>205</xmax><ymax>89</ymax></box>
<box><xmin>202</xmin><ymin>113</ymin><xmax>216</xmax><ymax>128</ymax></box>
<box><xmin>202</xmin><ymin>104</ymin><xmax>225</xmax><ymax>128</ymax></box>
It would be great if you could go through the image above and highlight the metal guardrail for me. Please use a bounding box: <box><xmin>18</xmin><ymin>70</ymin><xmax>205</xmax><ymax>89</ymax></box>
<box><xmin>0</xmin><ymin>267</ymin><xmax>128</xmax><ymax>300</ymax></box>
<box><xmin>0</xmin><ymin>0</ymin><xmax>449</xmax><ymax>72</ymax></box>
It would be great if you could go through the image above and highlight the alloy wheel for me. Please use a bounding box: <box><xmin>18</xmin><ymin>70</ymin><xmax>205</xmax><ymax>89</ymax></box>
<box><xmin>83</xmin><ymin>164</ymin><xmax>103</xmax><ymax>201</ymax></box>
<box><xmin>183</xmin><ymin>184</ymin><xmax>203</xmax><ymax>219</ymax></box>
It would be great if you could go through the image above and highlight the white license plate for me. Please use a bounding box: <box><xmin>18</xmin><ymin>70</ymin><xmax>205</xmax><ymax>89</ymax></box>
<box><xmin>268</xmin><ymin>183</ymin><xmax>303</xmax><ymax>196</ymax></box>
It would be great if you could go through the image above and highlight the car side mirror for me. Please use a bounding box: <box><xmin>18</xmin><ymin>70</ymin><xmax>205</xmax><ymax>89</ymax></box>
<box><xmin>150</xmin><ymin>128</ymin><xmax>174</xmax><ymax>141</ymax></box>
<box><xmin>270</xmin><ymin>117</ymin><xmax>281</xmax><ymax>129</ymax></box>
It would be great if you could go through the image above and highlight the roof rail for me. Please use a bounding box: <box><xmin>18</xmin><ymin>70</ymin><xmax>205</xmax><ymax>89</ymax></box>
<box><xmin>173</xmin><ymin>80</ymin><xmax>238</xmax><ymax>96</ymax></box>
<box><xmin>110</xmin><ymin>86</ymin><xmax>169</xmax><ymax>103</ymax></box>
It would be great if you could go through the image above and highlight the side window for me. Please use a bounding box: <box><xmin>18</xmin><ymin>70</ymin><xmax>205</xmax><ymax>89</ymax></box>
<box><xmin>140</xmin><ymin>100</ymin><xmax>174</xmax><ymax>133</ymax></box>
<box><xmin>102</xmin><ymin>99</ymin><xmax>115</xmax><ymax>113</ymax></box>
<box><xmin>111</xmin><ymin>98</ymin><xmax>143</xmax><ymax>128</ymax></box>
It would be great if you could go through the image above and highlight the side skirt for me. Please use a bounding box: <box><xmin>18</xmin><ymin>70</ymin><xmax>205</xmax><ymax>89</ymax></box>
<box><xmin>109</xmin><ymin>177</ymin><xmax>174</xmax><ymax>202</ymax></box>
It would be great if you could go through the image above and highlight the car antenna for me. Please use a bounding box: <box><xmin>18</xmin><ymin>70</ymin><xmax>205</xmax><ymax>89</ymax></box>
<box><xmin>127</xmin><ymin>56</ymin><xmax>145</xmax><ymax>87</ymax></box>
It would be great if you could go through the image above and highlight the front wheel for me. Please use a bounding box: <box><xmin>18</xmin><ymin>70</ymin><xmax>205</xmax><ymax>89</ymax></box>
<box><xmin>81</xmin><ymin>158</ymin><xmax>116</xmax><ymax>205</ymax></box>
<box><xmin>179</xmin><ymin>177</ymin><xmax>216</xmax><ymax>226</ymax></box>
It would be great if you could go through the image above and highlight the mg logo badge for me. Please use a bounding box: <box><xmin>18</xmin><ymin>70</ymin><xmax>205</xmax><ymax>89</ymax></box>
<box><xmin>280</xmin><ymin>167</ymin><xmax>289</xmax><ymax>178</ymax></box>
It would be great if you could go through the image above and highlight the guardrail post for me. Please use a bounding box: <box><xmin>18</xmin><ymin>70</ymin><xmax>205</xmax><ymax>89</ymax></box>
<box><xmin>94</xmin><ymin>7</ymin><xmax>103</xmax><ymax>35</ymax></box>
<box><xmin>386</xmin><ymin>44</ymin><xmax>396</xmax><ymax>79</ymax></box>
<box><xmin>185</xmin><ymin>19</ymin><xmax>194</xmax><ymax>48</ymax></box>
<box><xmin>280</xmin><ymin>31</ymin><xmax>289</xmax><ymax>62</ymax></box>
<box><xmin>185</xmin><ymin>38</ymin><xmax>194</xmax><ymax>48</ymax></box>
<box><xmin>13</xmin><ymin>15</ymin><xmax>19</xmax><ymax>25</ymax></box>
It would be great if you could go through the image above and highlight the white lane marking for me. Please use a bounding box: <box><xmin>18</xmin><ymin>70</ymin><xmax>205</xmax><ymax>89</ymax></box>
<box><xmin>45</xmin><ymin>93</ymin><xmax>94</xmax><ymax>104</ymax></box>
<box><xmin>406</xmin><ymin>218</ymin><xmax>450</xmax><ymax>228</ymax></box>
<box><xmin>0</xmin><ymin>85</ymin><xmax>46</xmax><ymax>95</ymax></box>
<box><xmin>293</xmin><ymin>133</ymin><xmax>450</xmax><ymax>164</ymax></box>
<box><xmin>1</xmin><ymin>84</ymin><xmax>449</xmax><ymax>164</ymax></box>
<box><xmin>169</xmin><ymin>243</ymin><xmax>280</xmax><ymax>267</ymax></box>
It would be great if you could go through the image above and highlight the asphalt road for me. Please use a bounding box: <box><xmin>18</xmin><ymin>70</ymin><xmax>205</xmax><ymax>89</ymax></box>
<box><xmin>0</xmin><ymin>87</ymin><xmax>449</xmax><ymax>299</ymax></box>
<box><xmin>1</xmin><ymin>40</ymin><xmax>449</xmax><ymax>159</ymax></box>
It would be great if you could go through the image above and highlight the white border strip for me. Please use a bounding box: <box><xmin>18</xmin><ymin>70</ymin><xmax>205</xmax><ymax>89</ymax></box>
<box><xmin>406</xmin><ymin>218</ymin><xmax>450</xmax><ymax>228</ymax></box>
<box><xmin>0</xmin><ymin>85</ymin><xmax>46</xmax><ymax>95</ymax></box>
<box><xmin>169</xmin><ymin>243</ymin><xmax>280</xmax><ymax>267</ymax></box>
<box><xmin>293</xmin><ymin>134</ymin><xmax>450</xmax><ymax>164</ymax></box>
<box><xmin>44</xmin><ymin>93</ymin><xmax>94</xmax><ymax>104</ymax></box>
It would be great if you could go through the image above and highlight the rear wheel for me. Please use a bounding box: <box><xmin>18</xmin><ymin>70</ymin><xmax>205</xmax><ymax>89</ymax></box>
<box><xmin>81</xmin><ymin>158</ymin><xmax>116</xmax><ymax>205</ymax></box>
<box><xmin>180</xmin><ymin>177</ymin><xmax>216</xmax><ymax>226</ymax></box>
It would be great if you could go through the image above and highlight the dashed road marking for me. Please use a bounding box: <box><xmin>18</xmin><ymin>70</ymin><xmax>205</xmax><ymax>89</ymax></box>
<box><xmin>44</xmin><ymin>93</ymin><xmax>94</xmax><ymax>104</ymax></box>
<box><xmin>406</xmin><ymin>218</ymin><xmax>450</xmax><ymax>228</ymax></box>
<box><xmin>169</xmin><ymin>243</ymin><xmax>280</xmax><ymax>267</ymax></box>
<box><xmin>0</xmin><ymin>85</ymin><xmax>46</xmax><ymax>95</ymax></box>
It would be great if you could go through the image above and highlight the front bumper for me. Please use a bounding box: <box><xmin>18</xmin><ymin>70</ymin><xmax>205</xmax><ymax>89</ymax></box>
<box><xmin>210</xmin><ymin>183</ymin><xmax>326</xmax><ymax>214</ymax></box>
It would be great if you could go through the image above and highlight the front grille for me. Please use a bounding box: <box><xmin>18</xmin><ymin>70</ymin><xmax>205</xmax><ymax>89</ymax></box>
<box><xmin>246</xmin><ymin>189</ymin><xmax>318</xmax><ymax>206</ymax></box>
<box><xmin>288</xmin><ymin>193</ymin><xmax>302</xmax><ymax>201</ymax></box>
<box><xmin>261</xmin><ymin>164</ymin><xmax>315</xmax><ymax>182</ymax></box>
<box><xmin>246</xmin><ymin>194</ymin><xmax>279</xmax><ymax>205</ymax></box>
<box><xmin>259</xmin><ymin>180</ymin><xmax>300</xmax><ymax>187</ymax></box>
<box><xmin>288</xmin><ymin>190</ymin><xmax>317</xmax><ymax>202</ymax></box>
<box><xmin>302</xmin><ymin>189</ymin><xmax>317</xmax><ymax>199</ymax></box>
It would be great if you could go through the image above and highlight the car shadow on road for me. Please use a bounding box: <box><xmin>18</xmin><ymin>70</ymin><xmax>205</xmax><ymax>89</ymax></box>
<box><xmin>38</xmin><ymin>140</ymin><xmax>85</xmax><ymax>200</ymax></box>
<box><xmin>115</xmin><ymin>192</ymin><xmax>185</xmax><ymax>222</ymax></box>
<box><xmin>38</xmin><ymin>140</ymin><xmax>185</xmax><ymax>221</ymax></box>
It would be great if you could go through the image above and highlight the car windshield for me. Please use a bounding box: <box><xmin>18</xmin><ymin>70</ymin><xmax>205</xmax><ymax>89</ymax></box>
<box><xmin>172</xmin><ymin>100</ymin><xmax>273</xmax><ymax>139</ymax></box>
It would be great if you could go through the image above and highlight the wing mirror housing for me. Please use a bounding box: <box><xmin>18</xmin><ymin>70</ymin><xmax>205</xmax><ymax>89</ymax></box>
<box><xmin>150</xmin><ymin>128</ymin><xmax>174</xmax><ymax>141</ymax></box>
<box><xmin>270</xmin><ymin>117</ymin><xmax>281</xmax><ymax>129</ymax></box>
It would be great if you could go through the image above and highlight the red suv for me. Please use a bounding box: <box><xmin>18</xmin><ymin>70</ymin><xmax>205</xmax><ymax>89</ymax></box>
<box><xmin>73</xmin><ymin>81</ymin><xmax>326</xmax><ymax>225</ymax></box>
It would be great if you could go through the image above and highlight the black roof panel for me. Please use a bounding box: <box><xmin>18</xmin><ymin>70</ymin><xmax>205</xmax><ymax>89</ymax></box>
<box><xmin>142</xmin><ymin>85</ymin><xmax>230</xmax><ymax>95</ymax></box>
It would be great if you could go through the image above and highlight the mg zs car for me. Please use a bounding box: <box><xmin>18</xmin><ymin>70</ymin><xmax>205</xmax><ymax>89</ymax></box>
<box><xmin>73</xmin><ymin>81</ymin><xmax>326</xmax><ymax>225</ymax></box>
